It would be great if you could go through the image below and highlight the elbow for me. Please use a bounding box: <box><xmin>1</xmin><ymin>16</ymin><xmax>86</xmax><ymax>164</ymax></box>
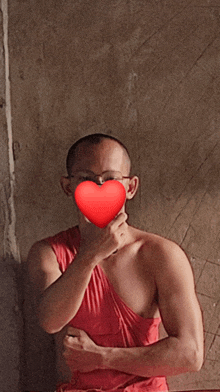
<box><xmin>38</xmin><ymin>305</ymin><xmax>62</xmax><ymax>334</ymax></box>
<box><xmin>39</xmin><ymin>320</ymin><xmax>60</xmax><ymax>334</ymax></box>
<box><xmin>179</xmin><ymin>338</ymin><xmax>204</xmax><ymax>373</ymax></box>
<box><xmin>191</xmin><ymin>351</ymin><xmax>204</xmax><ymax>372</ymax></box>
<box><xmin>38</xmin><ymin>313</ymin><xmax>56</xmax><ymax>334</ymax></box>
<box><xmin>187</xmin><ymin>346</ymin><xmax>204</xmax><ymax>372</ymax></box>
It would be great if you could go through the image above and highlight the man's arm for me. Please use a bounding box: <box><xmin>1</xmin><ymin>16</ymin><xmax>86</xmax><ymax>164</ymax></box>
<box><xmin>99</xmin><ymin>239</ymin><xmax>204</xmax><ymax>377</ymax></box>
<box><xmin>27</xmin><ymin>241</ymin><xmax>97</xmax><ymax>334</ymax></box>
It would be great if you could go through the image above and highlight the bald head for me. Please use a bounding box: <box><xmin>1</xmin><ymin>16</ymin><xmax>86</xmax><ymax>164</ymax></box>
<box><xmin>66</xmin><ymin>134</ymin><xmax>131</xmax><ymax>177</ymax></box>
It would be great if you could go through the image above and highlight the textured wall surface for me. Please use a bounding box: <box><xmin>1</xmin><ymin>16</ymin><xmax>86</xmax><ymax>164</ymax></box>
<box><xmin>4</xmin><ymin>0</ymin><xmax>220</xmax><ymax>390</ymax></box>
<box><xmin>0</xmin><ymin>1</ymin><xmax>22</xmax><ymax>391</ymax></box>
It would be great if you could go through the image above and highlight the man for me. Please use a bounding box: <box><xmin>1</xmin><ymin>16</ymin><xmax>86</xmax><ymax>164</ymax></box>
<box><xmin>27</xmin><ymin>133</ymin><xmax>204</xmax><ymax>392</ymax></box>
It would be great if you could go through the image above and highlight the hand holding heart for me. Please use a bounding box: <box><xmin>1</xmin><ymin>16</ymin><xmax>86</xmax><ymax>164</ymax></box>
<box><xmin>74</xmin><ymin>180</ymin><xmax>126</xmax><ymax>228</ymax></box>
<box><xmin>78</xmin><ymin>210</ymin><xmax>128</xmax><ymax>264</ymax></box>
<box><xmin>74</xmin><ymin>180</ymin><xmax>129</xmax><ymax>264</ymax></box>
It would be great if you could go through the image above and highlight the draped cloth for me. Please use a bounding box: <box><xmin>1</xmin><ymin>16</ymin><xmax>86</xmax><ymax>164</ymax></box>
<box><xmin>45</xmin><ymin>226</ymin><xmax>168</xmax><ymax>392</ymax></box>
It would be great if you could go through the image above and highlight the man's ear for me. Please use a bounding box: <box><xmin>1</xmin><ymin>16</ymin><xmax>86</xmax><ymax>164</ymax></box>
<box><xmin>126</xmin><ymin>176</ymin><xmax>139</xmax><ymax>200</ymax></box>
<box><xmin>60</xmin><ymin>176</ymin><xmax>73</xmax><ymax>197</ymax></box>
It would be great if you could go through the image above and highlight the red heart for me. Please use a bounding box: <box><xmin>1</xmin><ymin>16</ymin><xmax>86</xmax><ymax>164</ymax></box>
<box><xmin>74</xmin><ymin>180</ymin><xmax>126</xmax><ymax>228</ymax></box>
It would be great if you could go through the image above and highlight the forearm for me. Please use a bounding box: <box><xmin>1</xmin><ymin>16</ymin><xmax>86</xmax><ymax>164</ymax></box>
<box><xmin>101</xmin><ymin>336</ymin><xmax>199</xmax><ymax>377</ymax></box>
<box><xmin>38</xmin><ymin>253</ymin><xmax>95</xmax><ymax>334</ymax></box>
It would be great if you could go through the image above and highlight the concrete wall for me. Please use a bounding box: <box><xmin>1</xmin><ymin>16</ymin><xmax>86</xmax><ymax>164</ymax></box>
<box><xmin>1</xmin><ymin>0</ymin><xmax>220</xmax><ymax>390</ymax></box>
<box><xmin>0</xmin><ymin>1</ymin><xmax>22</xmax><ymax>391</ymax></box>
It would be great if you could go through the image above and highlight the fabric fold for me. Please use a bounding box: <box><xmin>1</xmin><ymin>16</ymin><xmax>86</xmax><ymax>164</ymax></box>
<box><xmin>45</xmin><ymin>226</ymin><xmax>168</xmax><ymax>392</ymax></box>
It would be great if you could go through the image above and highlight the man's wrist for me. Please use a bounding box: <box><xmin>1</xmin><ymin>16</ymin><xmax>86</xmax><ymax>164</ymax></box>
<box><xmin>99</xmin><ymin>346</ymin><xmax>113</xmax><ymax>370</ymax></box>
<box><xmin>73</xmin><ymin>251</ymin><xmax>98</xmax><ymax>271</ymax></box>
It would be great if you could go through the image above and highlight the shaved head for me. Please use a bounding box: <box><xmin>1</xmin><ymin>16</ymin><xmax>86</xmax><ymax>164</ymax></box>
<box><xmin>66</xmin><ymin>133</ymin><xmax>131</xmax><ymax>177</ymax></box>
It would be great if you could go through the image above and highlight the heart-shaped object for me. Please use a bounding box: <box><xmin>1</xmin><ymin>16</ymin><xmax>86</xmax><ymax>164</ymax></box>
<box><xmin>74</xmin><ymin>180</ymin><xmax>126</xmax><ymax>228</ymax></box>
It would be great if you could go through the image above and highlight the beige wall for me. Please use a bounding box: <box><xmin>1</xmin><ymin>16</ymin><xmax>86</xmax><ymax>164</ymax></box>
<box><xmin>1</xmin><ymin>0</ymin><xmax>219</xmax><ymax>390</ymax></box>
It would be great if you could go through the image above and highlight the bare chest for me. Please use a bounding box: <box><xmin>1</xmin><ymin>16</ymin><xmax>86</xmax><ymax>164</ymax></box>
<box><xmin>99</xmin><ymin>234</ymin><xmax>160</xmax><ymax>319</ymax></box>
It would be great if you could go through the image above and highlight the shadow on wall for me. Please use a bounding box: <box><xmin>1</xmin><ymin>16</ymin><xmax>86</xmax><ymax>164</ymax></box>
<box><xmin>18</xmin><ymin>261</ymin><xmax>57</xmax><ymax>392</ymax></box>
<box><xmin>0</xmin><ymin>257</ymin><xmax>22</xmax><ymax>392</ymax></box>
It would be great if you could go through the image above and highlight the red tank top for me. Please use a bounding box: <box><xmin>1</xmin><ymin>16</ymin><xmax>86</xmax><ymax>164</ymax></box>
<box><xmin>45</xmin><ymin>226</ymin><xmax>168</xmax><ymax>392</ymax></box>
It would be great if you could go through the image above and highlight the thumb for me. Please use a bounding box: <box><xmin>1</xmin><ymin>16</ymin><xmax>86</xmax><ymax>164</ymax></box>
<box><xmin>80</xmin><ymin>212</ymin><xmax>91</xmax><ymax>226</ymax></box>
<box><xmin>84</xmin><ymin>215</ymin><xmax>91</xmax><ymax>223</ymax></box>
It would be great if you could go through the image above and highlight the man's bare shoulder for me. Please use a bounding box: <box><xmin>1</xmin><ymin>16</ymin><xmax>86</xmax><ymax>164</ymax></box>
<box><xmin>132</xmin><ymin>225</ymin><xmax>177</xmax><ymax>248</ymax></box>
<box><xmin>132</xmin><ymin>226</ymin><xmax>189</xmax><ymax>269</ymax></box>
<box><xmin>29</xmin><ymin>238</ymin><xmax>54</xmax><ymax>251</ymax></box>
<box><xmin>135</xmin><ymin>227</ymin><xmax>196</xmax><ymax>303</ymax></box>
<box><xmin>27</xmin><ymin>239</ymin><xmax>57</xmax><ymax>266</ymax></box>
<box><xmin>26</xmin><ymin>240</ymin><xmax>61</xmax><ymax>294</ymax></box>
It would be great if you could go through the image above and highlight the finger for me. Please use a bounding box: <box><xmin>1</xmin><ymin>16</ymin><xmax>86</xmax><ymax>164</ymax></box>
<box><xmin>80</xmin><ymin>213</ymin><xmax>91</xmax><ymax>224</ymax></box>
<box><xmin>63</xmin><ymin>337</ymin><xmax>82</xmax><ymax>352</ymax></box>
<box><xmin>84</xmin><ymin>215</ymin><xmax>91</xmax><ymax>223</ymax></box>
<box><xmin>63</xmin><ymin>336</ymin><xmax>73</xmax><ymax>347</ymax></box>
<box><xmin>113</xmin><ymin>212</ymin><xmax>128</xmax><ymax>225</ymax></box>
<box><xmin>64</xmin><ymin>335</ymin><xmax>77</xmax><ymax>343</ymax></box>
<box><xmin>66</xmin><ymin>327</ymin><xmax>82</xmax><ymax>337</ymax></box>
<box><xmin>64</xmin><ymin>334</ymin><xmax>80</xmax><ymax>343</ymax></box>
<box><xmin>119</xmin><ymin>221</ymin><xmax>128</xmax><ymax>231</ymax></box>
